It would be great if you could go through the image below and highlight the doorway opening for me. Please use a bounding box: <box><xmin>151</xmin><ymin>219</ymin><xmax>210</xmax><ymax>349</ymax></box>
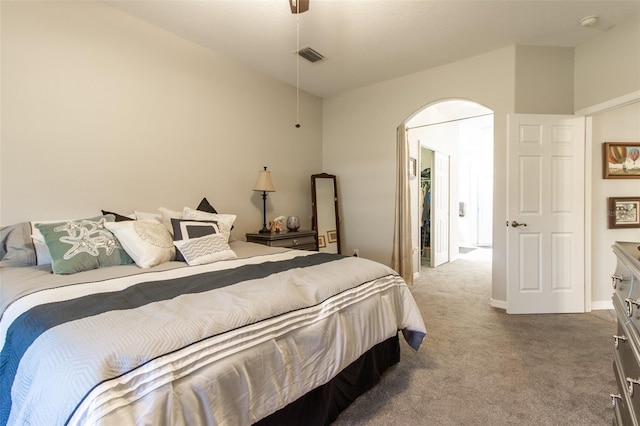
<box><xmin>406</xmin><ymin>99</ymin><xmax>494</xmax><ymax>271</ymax></box>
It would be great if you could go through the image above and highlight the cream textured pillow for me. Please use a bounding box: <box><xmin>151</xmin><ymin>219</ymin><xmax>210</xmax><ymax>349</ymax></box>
<box><xmin>105</xmin><ymin>220</ymin><xmax>175</xmax><ymax>268</ymax></box>
<box><xmin>134</xmin><ymin>211</ymin><xmax>161</xmax><ymax>222</ymax></box>
<box><xmin>174</xmin><ymin>233</ymin><xmax>237</xmax><ymax>266</ymax></box>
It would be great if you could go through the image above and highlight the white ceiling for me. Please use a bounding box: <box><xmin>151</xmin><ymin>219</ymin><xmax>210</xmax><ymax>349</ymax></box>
<box><xmin>107</xmin><ymin>0</ymin><xmax>640</xmax><ymax>98</ymax></box>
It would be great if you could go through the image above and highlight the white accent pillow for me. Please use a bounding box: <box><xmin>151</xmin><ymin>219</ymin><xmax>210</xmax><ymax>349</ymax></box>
<box><xmin>134</xmin><ymin>211</ymin><xmax>161</xmax><ymax>222</ymax></box>
<box><xmin>105</xmin><ymin>220</ymin><xmax>175</xmax><ymax>268</ymax></box>
<box><xmin>31</xmin><ymin>221</ymin><xmax>59</xmax><ymax>265</ymax></box>
<box><xmin>181</xmin><ymin>208</ymin><xmax>236</xmax><ymax>241</ymax></box>
<box><xmin>158</xmin><ymin>207</ymin><xmax>183</xmax><ymax>235</ymax></box>
<box><xmin>174</xmin><ymin>233</ymin><xmax>237</xmax><ymax>266</ymax></box>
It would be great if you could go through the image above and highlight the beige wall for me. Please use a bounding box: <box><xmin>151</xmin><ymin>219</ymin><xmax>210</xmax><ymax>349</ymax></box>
<box><xmin>575</xmin><ymin>14</ymin><xmax>640</xmax><ymax>111</ymax></box>
<box><xmin>577</xmin><ymin>13</ymin><xmax>640</xmax><ymax>308</ymax></box>
<box><xmin>515</xmin><ymin>46</ymin><xmax>574</xmax><ymax>114</ymax></box>
<box><xmin>0</xmin><ymin>1</ymin><xmax>323</xmax><ymax>239</ymax></box>
<box><xmin>323</xmin><ymin>22</ymin><xmax>639</xmax><ymax>306</ymax></box>
<box><xmin>2</xmin><ymin>1</ymin><xmax>638</xmax><ymax>310</ymax></box>
<box><xmin>590</xmin><ymin>101</ymin><xmax>640</xmax><ymax>306</ymax></box>
<box><xmin>323</xmin><ymin>46</ymin><xmax>516</xmax><ymax>303</ymax></box>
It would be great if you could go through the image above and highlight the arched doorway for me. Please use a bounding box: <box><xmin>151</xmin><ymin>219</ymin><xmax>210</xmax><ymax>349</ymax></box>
<box><xmin>406</xmin><ymin>99</ymin><xmax>494</xmax><ymax>273</ymax></box>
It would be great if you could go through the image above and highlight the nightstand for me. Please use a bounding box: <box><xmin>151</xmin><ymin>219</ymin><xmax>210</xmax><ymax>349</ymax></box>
<box><xmin>245</xmin><ymin>230</ymin><xmax>317</xmax><ymax>251</ymax></box>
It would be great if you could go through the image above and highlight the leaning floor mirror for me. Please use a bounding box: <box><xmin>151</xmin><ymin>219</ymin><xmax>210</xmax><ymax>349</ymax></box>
<box><xmin>311</xmin><ymin>173</ymin><xmax>341</xmax><ymax>254</ymax></box>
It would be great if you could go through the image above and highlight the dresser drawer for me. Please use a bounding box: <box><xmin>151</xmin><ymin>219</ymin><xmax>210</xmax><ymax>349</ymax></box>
<box><xmin>613</xmin><ymin>242</ymin><xmax>640</xmax><ymax>425</ymax></box>
<box><xmin>267</xmin><ymin>235</ymin><xmax>316</xmax><ymax>248</ymax></box>
<box><xmin>614</xmin><ymin>356</ymin><xmax>638</xmax><ymax>426</ymax></box>
<box><xmin>613</xmin><ymin>313</ymin><xmax>640</xmax><ymax>411</ymax></box>
<box><xmin>613</xmin><ymin>259</ymin><xmax>634</xmax><ymax>308</ymax></box>
<box><xmin>623</xmin><ymin>276</ymin><xmax>640</xmax><ymax>344</ymax></box>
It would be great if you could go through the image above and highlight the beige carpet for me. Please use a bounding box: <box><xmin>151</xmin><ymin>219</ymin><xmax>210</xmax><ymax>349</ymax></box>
<box><xmin>333</xmin><ymin>248</ymin><xmax>617</xmax><ymax>425</ymax></box>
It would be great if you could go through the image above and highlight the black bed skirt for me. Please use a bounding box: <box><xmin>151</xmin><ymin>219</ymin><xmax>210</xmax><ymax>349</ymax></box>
<box><xmin>254</xmin><ymin>333</ymin><xmax>401</xmax><ymax>426</ymax></box>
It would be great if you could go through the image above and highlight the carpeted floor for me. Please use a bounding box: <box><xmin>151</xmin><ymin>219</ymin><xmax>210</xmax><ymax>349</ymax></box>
<box><xmin>333</xmin><ymin>248</ymin><xmax>617</xmax><ymax>425</ymax></box>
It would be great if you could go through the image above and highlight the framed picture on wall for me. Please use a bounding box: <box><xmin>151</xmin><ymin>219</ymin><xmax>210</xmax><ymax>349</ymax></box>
<box><xmin>603</xmin><ymin>142</ymin><xmax>640</xmax><ymax>178</ymax></box>
<box><xmin>608</xmin><ymin>197</ymin><xmax>640</xmax><ymax>229</ymax></box>
<box><xmin>318</xmin><ymin>235</ymin><xmax>326</xmax><ymax>248</ymax></box>
<box><xmin>327</xmin><ymin>230</ymin><xmax>337</xmax><ymax>243</ymax></box>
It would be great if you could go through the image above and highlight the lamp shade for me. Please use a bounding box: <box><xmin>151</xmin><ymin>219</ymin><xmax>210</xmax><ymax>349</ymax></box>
<box><xmin>253</xmin><ymin>167</ymin><xmax>275</xmax><ymax>192</ymax></box>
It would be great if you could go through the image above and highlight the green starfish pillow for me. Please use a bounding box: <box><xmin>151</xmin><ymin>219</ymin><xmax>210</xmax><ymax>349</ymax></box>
<box><xmin>35</xmin><ymin>215</ymin><xmax>133</xmax><ymax>274</ymax></box>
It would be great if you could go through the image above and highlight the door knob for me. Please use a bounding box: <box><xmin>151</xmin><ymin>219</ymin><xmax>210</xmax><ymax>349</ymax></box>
<box><xmin>511</xmin><ymin>221</ymin><xmax>527</xmax><ymax>227</ymax></box>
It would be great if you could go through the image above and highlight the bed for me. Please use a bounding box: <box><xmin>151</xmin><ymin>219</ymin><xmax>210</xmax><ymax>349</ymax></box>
<box><xmin>0</xmin><ymin>208</ymin><xmax>426</xmax><ymax>426</ymax></box>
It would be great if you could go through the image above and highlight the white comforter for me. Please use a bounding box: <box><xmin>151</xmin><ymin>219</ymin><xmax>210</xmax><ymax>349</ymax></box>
<box><xmin>0</xmin><ymin>243</ymin><xmax>426</xmax><ymax>425</ymax></box>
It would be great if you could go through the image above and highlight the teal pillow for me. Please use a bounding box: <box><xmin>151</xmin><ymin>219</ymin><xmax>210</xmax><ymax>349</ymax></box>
<box><xmin>35</xmin><ymin>216</ymin><xmax>133</xmax><ymax>274</ymax></box>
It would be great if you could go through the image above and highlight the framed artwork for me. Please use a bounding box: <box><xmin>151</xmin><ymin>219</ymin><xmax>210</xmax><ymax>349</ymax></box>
<box><xmin>603</xmin><ymin>142</ymin><xmax>640</xmax><ymax>179</ymax></box>
<box><xmin>318</xmin><ymin>235</ymin><xmax>326</xmax><ymax>248</ymax></box>
<box><xmin>608</xmin><ymin>197</ymin><xmax>640</xmax><ymax>229</ymax></box>
<box><xmin>409</xmin><ymin>157</ymin><xmax>417</xmax><ymax>179</ymax></box>
<box><xmin>327</xmin><ymin>230</ymin><xmax>337</xmax><ymax>243</ymax></box>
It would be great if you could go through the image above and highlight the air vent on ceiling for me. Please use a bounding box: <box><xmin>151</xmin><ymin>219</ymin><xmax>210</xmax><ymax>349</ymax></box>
<box><xmin>297</xmin><ymin>47</ymin><xmax>326</xmax><ymax>63</ymax></box>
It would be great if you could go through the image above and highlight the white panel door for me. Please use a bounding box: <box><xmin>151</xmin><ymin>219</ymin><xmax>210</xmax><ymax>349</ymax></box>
<box><xmin>432</xmin><ymin>151</ymin><xmax>450</xmax><ymax>267</ymax></box>
<box><xmin>507</xmin><ymin>114</ymin><xmax>585</xmax><ymax>314</ymax></box>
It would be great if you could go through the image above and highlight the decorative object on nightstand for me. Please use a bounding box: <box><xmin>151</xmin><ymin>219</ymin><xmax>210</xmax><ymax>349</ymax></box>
<box><xmin>246</xmin><ymin>229</ymin><xmax>317</xmax><ymax>251</ymax></box>
<box><xmin>253</xmin><ymin>166</ymin><xmax>275</xmax><ymax>234</ymax></box>
<box><xmin>286</xmin><ymin>216</ymin><xmax>300</xmax><ymax>231</ymax></box>
<box><xmin>269</xmin><ymin>216</ymin><xmax>285</xmax><ymax>233</ymax></box>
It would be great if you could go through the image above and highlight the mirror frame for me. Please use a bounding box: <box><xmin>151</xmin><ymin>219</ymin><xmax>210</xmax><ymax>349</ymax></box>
<box><xmin>311</xmin><ymin>173</ymin><xmax>341</xmax><ymax>254</ymax></box>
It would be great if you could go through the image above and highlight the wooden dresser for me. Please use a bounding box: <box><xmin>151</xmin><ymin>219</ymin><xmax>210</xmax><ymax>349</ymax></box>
<box><xmin>612</xmin><ymin>241</ymin><xmax>640</xmax><ymax>425</ymax></box>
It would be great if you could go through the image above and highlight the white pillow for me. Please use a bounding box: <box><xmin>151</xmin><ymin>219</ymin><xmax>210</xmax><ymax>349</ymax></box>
<box><xmin>181</xmin><ymin>208</ymin><xmax>236</xmax><ymax>241</ymax></box>
<box><xmin>105</xmin><ymin>220</ymin><xmax>175</xmax><ymax>268</ymax></box>
<box><xmin>158</xmin><ymin>207</ymin><xmax>183</xmax><ymax>235</ymax></box>
<box><xmin>134</xmin><ymin>211</ymin><xmax>161</xmax><ymax>222</ymax></box>
<box><xmin>174</xmin><ymin>233</ymin><xmax>237</xmax><ymax>266</ymax></box>
<box><xmin>31</xmin><ymin>220</ymin><xmax>59</xmax><ymax>265</ymax></box>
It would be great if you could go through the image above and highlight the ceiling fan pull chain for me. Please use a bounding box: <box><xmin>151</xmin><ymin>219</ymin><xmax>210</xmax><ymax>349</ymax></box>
<box><xmin>295</xmin><ymin>6</ymin><xmax>301</xmax><ymax>128</ymax></box>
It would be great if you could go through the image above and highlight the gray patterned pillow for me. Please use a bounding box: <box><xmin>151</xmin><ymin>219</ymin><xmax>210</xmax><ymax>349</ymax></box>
<box><xmin>35</xmin><ymin>218</ymin><xmax>133</xmax><ymax>274</ymax></box>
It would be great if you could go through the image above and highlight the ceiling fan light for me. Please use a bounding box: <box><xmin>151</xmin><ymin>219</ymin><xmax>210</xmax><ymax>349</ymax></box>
<box><xmin>579</xmin><ymin>15</ymin><xmax>599</xmax><ymax>27</ymax></box>
<box><xmin>289</xmin><ymin>0</ymin><xmax>309</xmax><ymax>14</ymax></box>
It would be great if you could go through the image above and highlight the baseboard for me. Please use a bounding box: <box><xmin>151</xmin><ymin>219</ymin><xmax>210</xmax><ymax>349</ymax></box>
<box><xmin>490</xmin><ymin>298</ymin><xmax>507</xmax><ymax>310</ymax></box>
<box><xmin>490</xmin><ymin>298</ymin><xmax>612</xmax><ymax>311</ymax></box>
<box><xmin>591</xmin><ymin>300</ymin><xmax>614</xmax><ymax>310</ymax></box>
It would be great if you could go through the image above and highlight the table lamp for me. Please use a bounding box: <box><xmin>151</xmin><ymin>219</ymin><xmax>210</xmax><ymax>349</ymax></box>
<box><xmin>253</xmin><ymin>166</ymin><xmax>275</xmax><ymax>233</ymax></box>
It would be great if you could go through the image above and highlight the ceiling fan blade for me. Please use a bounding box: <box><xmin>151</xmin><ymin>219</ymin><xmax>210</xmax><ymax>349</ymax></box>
<box><xmin>289</xmin><ymin>0</ymin><xmax>309</xmax><ymax>14</ymax></box>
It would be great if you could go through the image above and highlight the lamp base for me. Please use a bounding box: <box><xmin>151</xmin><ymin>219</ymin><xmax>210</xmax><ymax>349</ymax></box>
<box><xmin>258</xmin><ymin>227</ymin><xmax>271</xmax><ymax>234</ymax></box>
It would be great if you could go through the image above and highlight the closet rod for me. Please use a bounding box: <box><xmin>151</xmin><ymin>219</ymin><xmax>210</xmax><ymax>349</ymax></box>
<box><xmin>406</xmin><ymin>112</ymin><xmax>493</xmax><ymax>130</ymax></box>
